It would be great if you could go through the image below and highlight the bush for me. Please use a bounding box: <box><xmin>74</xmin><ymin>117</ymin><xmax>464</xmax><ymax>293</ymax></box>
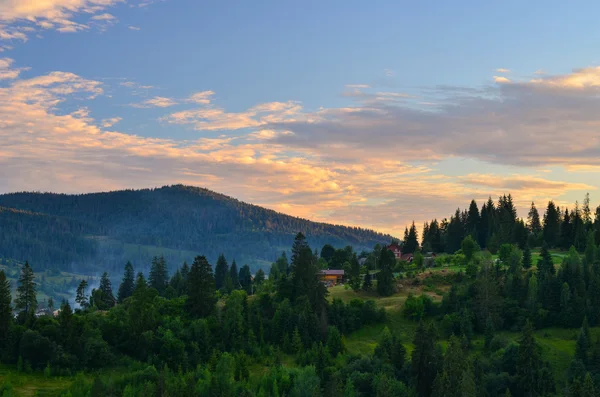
<box><xmin>489</xmin><ymin>335</ymin><xmax>510</xmax><ymax>352</ymax></box>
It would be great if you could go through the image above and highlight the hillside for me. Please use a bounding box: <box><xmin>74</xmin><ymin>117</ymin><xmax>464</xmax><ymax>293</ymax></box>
<box><xmin>0</xmin><ymin>185</ymin><xmax>391</xmax><ymax>274</ymax></box>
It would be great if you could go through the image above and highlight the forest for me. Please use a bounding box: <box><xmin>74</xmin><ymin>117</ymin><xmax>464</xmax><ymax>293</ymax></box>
<box><xmin>0</xmin><ymin>185</ymin><xmax>390</xmax><ymax>274</ymax></box>
<box><xmin>1</xmin><ymin>193</ymin><xmax>600</xmax><ymax>396</ymax></box>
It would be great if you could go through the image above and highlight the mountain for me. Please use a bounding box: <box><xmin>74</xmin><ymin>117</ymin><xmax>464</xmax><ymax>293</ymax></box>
<box><xmin>0</xmin><ymin>185</ymin><xmax>392</xmax><ymax>274</ymax></box>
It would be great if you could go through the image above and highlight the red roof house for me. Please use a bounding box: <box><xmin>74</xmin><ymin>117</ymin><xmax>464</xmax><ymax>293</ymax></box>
<box><xmin>387</xmin><ymin>243</ymin><xmax>402</xmax><ymax>259</ymax></box>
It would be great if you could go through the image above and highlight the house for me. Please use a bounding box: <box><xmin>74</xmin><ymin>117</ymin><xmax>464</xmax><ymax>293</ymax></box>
<box><xmin>319</xmin><ymin>269</ymin><xmax>344</xmax><ymax>285</ymax></box>
<box><xmin>400</xmin><ymin>253</ymin><xmax>414</xmax><ymax>263</ymax></box>
<box><xmin>387</xmin><ymin>243</ymin><xmax>403</xmax><ymax>259</ymax></box>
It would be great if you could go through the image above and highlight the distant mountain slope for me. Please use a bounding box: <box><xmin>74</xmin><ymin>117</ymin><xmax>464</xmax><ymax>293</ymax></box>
<box><xmin>0</xmin><ymin>185</ymin><xmax>392</xmax><ymax>273</ymax></box>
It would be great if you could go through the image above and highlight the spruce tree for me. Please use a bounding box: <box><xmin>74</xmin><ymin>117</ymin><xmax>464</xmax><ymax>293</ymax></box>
<box><xmin>582</xmin><ymin>372</ymin><xmax>595</xmax><ymax>397</ymax></box>
<box><xmin>99</xmin><ymin>272</ymin><xmax>115</xmax><ymax>308</ymax></box>
<box><xmin>523</xmin><ymin>244</ymin><xmax>532</xmax><ymax>269</ymax></box>
<box><xmin>412</xmin><ymin>322</ymin><xmax>439</xmax><ymax>397</ymax></box>
<box><xmin>149</xmin><ymin>256</ymin><xmax>169</xmax><ymax>295</ymax></box>
<box><xmin>238</xmin><ymin>264</ymin><xmax>252</xmax><ymax>294</ymax></box>
<box><xmin>349</xmin><ymin>253</ymin><xmax>362</xmax><ymax>291</ymax></box>
<box><xmin>75</xmin><ymin>280</ymin><xmax>89</xmax><ymax>308</ymax></box>
<box><xmin>0</xmin><ymin>270</ymin><xmax>12</xmax><ymax>347</ymax></box>
<box><xmin>230</xmin><ymin>260</ymin><xmax>239</xmax><ymax>290</ymax></box>
<box><xmin>404</xmin><ymin>222</ymin><xmax>420</xmax><ymax>254</ymax></box>
<box><xmin>214</xmin><ymin>254</ymin><xmax>229</xmax><ymax>291</ymax></box>
<box><xmin>543</xmin><ymin>201</ymin><xmax>560</xmax><ymax>247</ymax></box>
<box><xmin>117</xmin><ymin>262</ymin><xmax>135</xmax><ymax>303</ymax></box>
<box><xmin>528</xmin><ymin>201</ymin><xmax>542</xmax><ymax>234</ymax></box>
<box><xmin>186</xmin><ymin>256</ymin><xmax>217</xmax><ymax>318</ymax></box>
<box><xmin>254</xmin><ymin>269</ymin><xmax>265</xmax><ymax>286</ymax></box>
<box><xmin>362</xmin><ymin>272</ymin><xmax>373</xmax><ymax>291</ymax></box>
<box><xmin>376</xmin><ymin>249</ymin><xmax>395</xmax><ymax>297</ymax></box>
<box><xmin>15</xmin><ymin>261</ymin><xmax>37</xmax><ymax>315</ymax></box>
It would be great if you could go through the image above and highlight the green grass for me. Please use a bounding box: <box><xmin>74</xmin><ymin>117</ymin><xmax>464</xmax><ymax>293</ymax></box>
<box><xmin>0</xmin><ymin>366</ymin><xmax>72</xmax><ymax>397</ymax></box>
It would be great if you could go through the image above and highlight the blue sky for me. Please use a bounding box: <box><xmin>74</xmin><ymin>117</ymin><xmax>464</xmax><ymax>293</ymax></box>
<box><xmin>1</xmin><ymin>0</ymin><xmax>600</xmax><ymax>236</ymax></box>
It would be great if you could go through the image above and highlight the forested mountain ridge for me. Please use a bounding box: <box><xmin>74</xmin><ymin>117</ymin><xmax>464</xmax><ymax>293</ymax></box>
<box><xmin>0</xmin><ymin>185</ymin><xmax>391</xmax><ymax>273</ymax></box>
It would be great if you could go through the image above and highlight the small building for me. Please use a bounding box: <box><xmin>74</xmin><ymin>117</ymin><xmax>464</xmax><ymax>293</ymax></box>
<box><xmin>387</xmin><ymin>243</ymin><xmax>403</xmax><ymax>259</ymax></box>
<box><xmin>319</xmin><ymin>269</ymin><xmax>344</xmax><ymax>285</ymax></box>
<box><xmin>400</xmin><ymin>253</ymin><xmax>414</xmax><ymax>263</ymax></box>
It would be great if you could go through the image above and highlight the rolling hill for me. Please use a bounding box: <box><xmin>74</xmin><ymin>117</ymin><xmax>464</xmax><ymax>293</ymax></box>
<box><xmin>0</xmin><ymin>185</ymin><xmax>392</xmax><ymax>274</ymax></box>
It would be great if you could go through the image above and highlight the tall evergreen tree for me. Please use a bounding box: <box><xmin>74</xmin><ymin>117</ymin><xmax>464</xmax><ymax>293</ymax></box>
<box><xmin>446</xmin><ymin>209</ymin><xmax>465</xmax><ymax>253</ymax></box>
<box><xmin>594</xmin><ymin>205</ymin><xmax>600</xmax><ymax>246</ymax></box>
<box><xmin>528</xmin><ymin>202</ymin><xmax>542</xmax><ymax>235</ymax></box>
<box><xmin>583</xmin><ymin>193</ymin><xmax>592</xmax><ymax>226</ymax></box>
<box><xmin>75</xmin><ymin>280</ymin><xmax>89</xmax><ymax>308</ymax></box>
<box><xmin>149</xmin><ymin>256</ymin><xmax>169</xmax><ymax>295</ymax></box>
<box><xmin>412</xmin><ymin>322</ymin><xmax>440</xmax><ymax>397</ymax></box>
<box><xmin>186</xmin><ymin>256</ymin><xmax>217</xmax><ymax>318</ymax></box>
<box><xmin>238</xmin><ymin>264</ymin><xmax>252</xmax><ymax>294</ymax></box>
<box><xmin>230</xmin><ymin>260</ymin><xmax>239</xmax><ymax>290</ymax></box>
<box><xmin>349</xmin><ymin>253</ymin><xmax>362</xmax><ymax>291</ymax></box>
<box><xmin>543</xmin><ymin>201</ymin><xmax>560</xmax><ymax>248</ymax></box>
<box><xmin>523</xmin><ymin>244</ymin><xmax>532</xmax><ymax>269</ymax></box>
<box><xmin>291</xmin><ymin>232</ymin><xmax>309</xmax><ymax>266</ymax></box>
<box><xmin>466</xmin><ymin>199</ymin><xmax>481</xmax><ymax>240</ymax></box>
<box><xmin>377</xmin><ymin>249</ymin><xmax>395</xmax><ymax>297</ymax></box>
<box><xmin>0</xmin><ymin>270</ymin><xmax>12</xmax><ymax>348</ymax></box>
<box><xmin>403</xmin><ymin>222</ymin><xmax>419</xmax><ymax>254</ymax></box>
<box><xmin>99</xmin><ymin>272</ymin><xmax>116</xmax><ymax>309</ymax></box>
<box><xmin>15</xmin><ymin>261</ymin><xmax>37</xmax><ymax>316</ymax></box>
<box><xmin>561</xmin><ymin>209</ymin><xmax>574</xmax><ymax>250</ymax></box>
<box><xmin>117</xmin><ymin>261</ymin><xmax>135</xmax><ymax>303</ymax></box>
<box><xmin>214</xmin><ymin>254</ymin><xmax>229</xmax><ymax>291</ymax></box>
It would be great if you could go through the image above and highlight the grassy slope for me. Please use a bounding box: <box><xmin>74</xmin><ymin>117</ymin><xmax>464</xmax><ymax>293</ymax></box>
<box><xmin>331</xmin><ymin>249</ymin><xmax>578</xmax><ymax>384</ymax></box>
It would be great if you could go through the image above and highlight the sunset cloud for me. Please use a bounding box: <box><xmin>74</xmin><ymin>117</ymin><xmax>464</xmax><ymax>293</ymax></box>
<box><xmin>131</xmin><ymin>96</ymin><xmax>177</xmax><ymax>108</ymax></box>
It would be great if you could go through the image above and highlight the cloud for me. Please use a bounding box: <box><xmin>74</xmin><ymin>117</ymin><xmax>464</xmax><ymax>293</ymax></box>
<box><xmin>164</xmin><ymin>100</ymin><xmax>302</xmax><ymax>131</ymax></box>
<box><xmin>131</xmin><ymin>96</ymin><xmax>177</xmax><ymax>108</ymax></box>
<box><xmin>493</xmin><ymin>76</ymin><xmax>511</xmax><ymax>83</ymax></box>
<box><xmin>0</xmin><ymin>58</ymin><xmax>29</xmax><ymax>80</ymax></box>
<box><xmin>262</xmin><ymin>67</ymin><xmax>600</xmax><ymax>168</ymax></box>
<box><xmin>495</xmin><ymin>68</ymin><xmax>510</xmax><ymax>73</ymax></box>
<box><xmin>187</xmin><ymin>91</ymin><xmax>214</xmax><ymax>104</ymax></box>
<box><xmin>91</xmin><ymin>13</ymin><xmax>116</xmax><ymax>21</ymax></box>
<box><xmin>0</xmin><ymin>0</ymin><xmax>141</xmax><ymax>40</ymax></box>
<box><xmin>345</xmin><ymin>84</ymin><xmax>370</xmax><ymax>89</ymax></box>
<box><xmin>101</xmin><ymin>117</ymin><xmax>121</xmax><ymax>128</ymax></box>
<box><xmin>384</xmin><ymin>69</ymin><xmax>395</xmax><ymax>77</ymax></box>
<box><xmin>128</xmin><ymin>25</ymin><xmax>141</xmax><ymax>31</ymax></box>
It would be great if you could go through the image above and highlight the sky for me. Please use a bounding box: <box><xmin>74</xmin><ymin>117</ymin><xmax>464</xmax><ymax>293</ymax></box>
<box><xmin>1</xmin><ymin>0</ymin><xmax>600</xmax><ymax>237</ymax></box>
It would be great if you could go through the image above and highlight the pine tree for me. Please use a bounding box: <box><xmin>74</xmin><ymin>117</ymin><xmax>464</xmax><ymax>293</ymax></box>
<box><xmin>187</xmin><ymin>256</ymin><xmax>217</xmax><ymax>318</ymax></box>
<box><xmin>523</xmin><ymin>244</ymin><xmax>532</xmax><ymax>269</ymax></box>
<box><xmin>238</xmin><ymin>264</ymin><xmax>252</xmax><ymax>294</ymax></box>
<box><xmin>149</xmin><ymin>256</ymin><xmax>169</xmax><ymax>295</ymax></box>
<box><xmin>117</xmin><ymin>262</ymin><xmax>135</xmax><ymax>303</ymax></box>
<box><xmin>0</xmin><ymin>270</ymin><xmax>12</xmax><ymax>347</ymax></box>
<box><xmin>543</xmin><ymin>201</ymin><xmax>560</xmax><ymax>247</ymax></box>
<box><xmin>214</xmin><ymin>254</ymin><xmax>229</xmax><ymax>291</ymax></box>
<box><xmin>460</xmin><ymin>368</ymin><xmax>477</xmax><ymax>397</ymax></box>
<box><xmin>528</xmin><ymin>202</ymin><xmax>542</xmax><ymax>235</ymax></box>
<box><xmin>15</xmin><ymin>262</ymin><xmax>37</xmax><ymax>315</ymax></box>
<box><xmin>516</xmin><ymin>321</ymin><xmax>542</xmax><ymax>397</ymax></box>
<box><xmin>75</xmin><ymin>280</ymin><xmax>89</xmax><ymax>308</ymax></box>
<box><xmin>230</xmin><ymin>260</ymin><xmax>239</xmax><ymax>290</ymax></box>
<box><xmin>254</xmin><ymin>269</ymin><xmax>265</xmax><ymax>286</ymax></box>
<box><xmin>99</xmin><ymin>272</ymin><xmax>116</xmax><ymax>309</ymax></box>
<box><xmin>412</xmin><ymin>322</ymin><xmax>439</xmax><ymax>397</ymax></box>
<box><xmin>583</xmin><ymin>193</ymin><xmax>592</xmax><ymax>226</ymax></box>
<box><xmin>134</xmin><ymin>272</ymin><xmax>146</xmax><ymax>290</ymax></box>
<box><xmin>466</xmin><ymin>199</ymin><xmax>481</xmax><ymax>240</ymax></box>
<box><xmin>484</xmin><ymin>316</ymin><xmax>495</xmax><ymax>350</ymax></box>
<box><xmin>376</xmin><ymin>249</ymin><xmax>395</xmax><ymax>297</ymax></box>
<box><xmin>582</xmin><ymin>372</ymin><xmax>595</xmax><ymax>397</ymax></box>
<box><xmin>291</xmin><ymin>232</ymin><xmax>309</xmax><ymax>266</ymax></box>
<box><xmin>349</xmin><ymin>253</ymin><xmax>362</xmax><ymax>291</ymax></box>
<box><xmin>404</xmin><ymin>222</ymin><xmax>419</xmax><ymax>254</ymax></box>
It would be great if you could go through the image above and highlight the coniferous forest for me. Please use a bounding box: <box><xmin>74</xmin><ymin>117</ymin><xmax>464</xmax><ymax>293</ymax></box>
<box><xmin>1</xmin><ymin>192</ymin><xmax>600</xmax><ymax>396</ymax></box>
